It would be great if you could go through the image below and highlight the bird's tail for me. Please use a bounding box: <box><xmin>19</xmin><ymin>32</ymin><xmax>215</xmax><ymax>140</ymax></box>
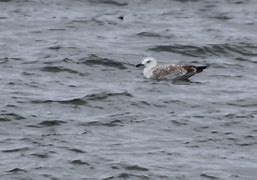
<box><xmin>195</xmin><ymin>65</ymin><xmax>209</xmax><ymax>73</ymax></box>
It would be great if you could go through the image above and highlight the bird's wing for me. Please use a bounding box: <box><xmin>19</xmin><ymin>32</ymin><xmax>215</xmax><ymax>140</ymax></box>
<box><xmin>152</xmin><ymin>64</ymin><xmax>190</xmax><ymax>80</ymax></box>
<box><xmin>177</xmin><ymin>65</ymin><xmax>198</xmax><ymax>80</ymax></box>
<box><xmin>152</xmin><ymin>63</ymin><xmax>208</xmax><ymax>80</ymax></box>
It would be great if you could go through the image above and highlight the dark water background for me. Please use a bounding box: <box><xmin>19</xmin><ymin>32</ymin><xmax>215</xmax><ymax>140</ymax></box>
<box><xmin>1</xmin><ymin>0</ymin><xmax>257</xmax><ymax>179</ymax></box>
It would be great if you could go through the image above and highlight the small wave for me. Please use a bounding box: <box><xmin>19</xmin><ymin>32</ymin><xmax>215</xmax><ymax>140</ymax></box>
<box><xmin>31</xmin><ymin>98</ymin><xmax>88</xmax><ymax>105</ymax></box>
<box><xmin>70</xmin><ymin>19</ymin><xmax>105</xmax><ymax>26</ymax></box>
<box><xmin>0</xmin><ymin>57</ymin><xmax>22</xmax><ymax>64</ymax></box>
<box><xmin>0</xmin><ymin>117</ymin><xmax>11</xmax><ymax>122</ymax></box>
<box><xmin>224</xmin><ymin>114</ymin><xmax>254</xmax><ymax>119</ymax></box>
<box><xmin>80</xmin><ymin>54</ymin><xmax>127</xmax><ymax>70</ymax></box>
<box><xmin>130</xmin><ymin>101</ymin><xmax>151</xmax><ymax>108</ymax></box>
<box><xmin>43</xmin><ymin>58</ymin><xmax>76</xmax><ymax>65</ymax></box>
<box><xmin>31</xmin><ymin>92</ymin><xmax>132</xmax><ymax>105</ymax></box>
<box><xmin>137</xmin><ymin>32</ymin><xmax>162</xmax><ymax>38</ymax></box>
<box><xmin>6</xmin><ymin>168</ymin><xmax>27</xmax><ymax>173</ymax></box>
<box><xmin>86</xmin><ymin>92</ymin><xmax>132</xmax><ymax>100</ymax></box>
<box><xmin>209</xmin><ymin>74</ymin><xmax>243</xmax><ymax>79</ymax></box>
<box><xmin>48</xmin><ymin>28</ymin><xmax>65</xmax><ymax>31</ymax></box>
<box><xmin>0</xmin><ymin>57</ymin><xmax>8</xmax><ymax>64</ymax></box>
<box><xmin>81</xmin><ymin>119</ymin><xmax>123</xmax><ymax>127</ymax></box>
<box><xmin>0</xmin><ymin>0</ymin><xmax>13</xmax><ymax>3</ymax></box>
<box><xmin>48</xmin><ymin>45</ymin><xmax>62</xmax><ymax>50</ymax></box>
<box><xmin>0</xmin><ymin>113</ymin><xmax>25</xmax><ymax>121</ymax></box>
<box><xmin>136</xmin><ymin>31</ymin><xmax>174</xmax><ymax>39</ymax></box>
<box><xmin>149</xmin><ymin>43</ymin><xmax>257</xmax><ymax>58</ymax></box>
<box><xmin>68</xmin><ymin>148</ymin><xmax>86</xmax><ymax>153</ymax></box>
<box><xmin>2</xmin><ymin>147</ymin><xmax>30</xmax><ymax>153</ymax></box>
<box><xmin>163</xmin><ymin>100</ymin><xmax>188</xmax><ymax>106</ymax></box>
<box><xmin>200</xmin><ymin>173</ymin><xmax>220</xmax><ymax>180</ymax></box>
<box><xmin>40</xmin><ymin>66</ymin><xmax>81</xmax><ymax>74</ymax></box>
<box><xmin>79</xmin><ymin>112</ymin><xmax>137</xmax><ymax>127</ymax></box>
<box><xmin>226</xmin><ymin>98</ymin><xmax>257</xmax><ymax>108</ymax></box>
<box><xmin>88</xmin><ymin>92</ymin><xmax>132</xmax><ymax>99</ymax></box>
<box><xmin>30</xmin><ymin>153</ymin><xmax>49</xmax><ymax>158</ymax></box>
<box><xmin>110</xmin><ymin>163</ymin><xmax>149</xmax><ymax>171</ymax></box>
<box><xmin>70</xmin><ymin>160</ymin><xmax>90</xmax><ymax>166</ymax></box>
<box><xmin>209</xmin><ymin>14</ymin><xmax>231</xmax><ymax>20</ymax></box>
<box><xmin>173</xmin><ymin>0</ymin><xmax>200</xmax><ymax>2</ymax></box>
<box><xmin>37</xmin><ymin>120</ymin><xmax>67</xmax><ymax>127</ymax></box>
<box><xmin>103</xmin><ymin>173</ymin><xmax>149</xmax><ymax>180</ymax></box>
<box><xmin>235</xmin><ymin>143</ymin><xmax>253</xmax><ymax>147</ymax></box>
<box><xmin>124</xmin><ymin>165</ymin><xmax>149</xmax><ymax>171</ymax></box>
<box><xmin>88</xmin><ymin>0</ymin><xmax>128</xmax><ymax>6</ymax></box>
<box><xmin>171</xmin><ymin>120</ymin><xmax>188</xmax><ymax>126</ymax></box>
<box><xmin>234</xmin><ymin>57</ymin><xmax>257</xmax><ymax>64</ymax></box>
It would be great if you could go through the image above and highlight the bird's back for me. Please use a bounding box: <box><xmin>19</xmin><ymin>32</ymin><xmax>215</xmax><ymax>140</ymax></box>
<box><xmin>151</xmin><ymin>64</ymin><xmax>208</xmax><ymax>80</ymax></box>
<box><xmin>151</xmin><ymin>64</ymin><xmax>187</xmax><ymax>80</ymax></box>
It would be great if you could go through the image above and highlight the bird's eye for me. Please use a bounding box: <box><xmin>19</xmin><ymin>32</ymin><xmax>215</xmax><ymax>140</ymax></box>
<box><xmin>146</xmin><ymin>60</ymin><xmax>151</xmax><ymax>63</ymax></box>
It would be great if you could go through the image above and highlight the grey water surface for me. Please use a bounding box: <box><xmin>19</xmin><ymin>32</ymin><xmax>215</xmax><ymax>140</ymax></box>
<box><xmin>0</xmin><ymin>0</ymin><xmax>257</xmax><ymax>179</ymax></box>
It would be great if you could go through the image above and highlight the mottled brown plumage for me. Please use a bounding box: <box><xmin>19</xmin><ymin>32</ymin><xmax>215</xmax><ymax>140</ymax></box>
<box><xmin>136</xmin><ymin>57</ymin><xmax>208</xmax><ymax>80</ymax></box>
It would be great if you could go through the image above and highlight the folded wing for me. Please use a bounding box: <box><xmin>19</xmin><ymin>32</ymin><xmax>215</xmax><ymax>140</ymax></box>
<box><xmin>152</xmin><ymin>64</ymin><xmax>208</xmax><ymax>80</ymax></box>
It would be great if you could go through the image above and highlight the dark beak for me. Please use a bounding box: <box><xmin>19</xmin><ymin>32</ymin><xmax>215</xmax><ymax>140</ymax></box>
<box><xmin>136</xmin><ymin>63</ymin><xmax>144</xmax><ymax>67</ymax></box>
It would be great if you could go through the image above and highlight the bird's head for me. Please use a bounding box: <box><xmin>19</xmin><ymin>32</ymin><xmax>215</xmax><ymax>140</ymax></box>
<box><xmin>136</xmin><ymin>57</ymin><xmax>157</xmax><ymax>68</ymax></box>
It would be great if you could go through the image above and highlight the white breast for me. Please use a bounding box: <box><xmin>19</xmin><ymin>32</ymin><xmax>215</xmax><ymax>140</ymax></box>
<box><xmin>143</xmin><ymin>67</ymin><xmax>153</xmax><ymax>78</ymax></box>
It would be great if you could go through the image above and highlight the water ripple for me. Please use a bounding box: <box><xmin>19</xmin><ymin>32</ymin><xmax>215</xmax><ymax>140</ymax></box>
<box><xmin>79</xmin><ymin>54</ymin><xmax>128</xmax><ymax>70</ymax></box>
<box><xmin>149</xmin><ymin>43</ymin><xmax>257</xmax><ymax>57</ymax></box>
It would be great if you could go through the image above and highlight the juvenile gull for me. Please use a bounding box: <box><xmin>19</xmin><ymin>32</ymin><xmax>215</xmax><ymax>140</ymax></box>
<box><xmin>136</xmin><ymin>57</ymin><xmax>208</xmax><ymax>80</ymax></box>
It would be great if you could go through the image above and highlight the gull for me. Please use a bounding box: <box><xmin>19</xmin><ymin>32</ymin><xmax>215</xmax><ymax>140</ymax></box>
<box><xmin>136</xmin><ymin>57</ymin><xmax>208</xmax><ymax>80</ymax></box>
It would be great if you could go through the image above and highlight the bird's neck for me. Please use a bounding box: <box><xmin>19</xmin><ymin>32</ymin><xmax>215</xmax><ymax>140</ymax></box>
<box><xmin>143</xmin><ymin>65</ymin><xmax>156</xmax><ymax>78</ymax></box>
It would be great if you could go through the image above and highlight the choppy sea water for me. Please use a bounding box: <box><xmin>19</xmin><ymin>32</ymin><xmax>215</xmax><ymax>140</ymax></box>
<box><xmin>0</xmin><ymin>0</ymin><xmax>257</xmax><ymax>179</ymax></box>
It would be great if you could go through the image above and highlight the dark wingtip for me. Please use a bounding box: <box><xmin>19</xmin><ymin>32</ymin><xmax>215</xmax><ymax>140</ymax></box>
<box><xmin>196</xmin><ymin>65</ymin><xmax>209</xmax><ymax>72</ymax></box>
<box><xmin>118</xmin><ymin>16</ymin><xmax>124</xmax><ymax>20</ymax></box>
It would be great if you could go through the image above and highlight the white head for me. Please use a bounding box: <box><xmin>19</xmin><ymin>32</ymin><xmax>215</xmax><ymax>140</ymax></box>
<box><xmin>136</xmin><ymin>57</ymin><xmax>157</xmax><ymax>68</ymax></box>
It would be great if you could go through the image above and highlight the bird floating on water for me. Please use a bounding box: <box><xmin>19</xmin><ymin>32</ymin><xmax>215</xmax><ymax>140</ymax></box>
<box><xmin>136</xmin><ymin>57</ymin><xmax>208</xmax><ymax>81</ymax></box>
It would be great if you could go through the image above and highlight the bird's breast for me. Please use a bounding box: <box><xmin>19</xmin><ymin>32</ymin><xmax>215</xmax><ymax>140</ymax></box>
<box><xmin>143</xmin><ymin>68</ymin><xmax>153</xmax><ymax>79</ymax></box>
